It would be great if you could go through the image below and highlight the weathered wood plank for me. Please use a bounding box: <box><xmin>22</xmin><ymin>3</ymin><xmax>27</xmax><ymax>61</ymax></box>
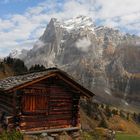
<box><xmin>49</xmin><ymin>99</ymin><xmax>73</xmax><ymax>102</ymax></box>
<box><xmin>0</xmin><ymin>95</ymin><xmax>13</xmax><ymax>104</ymax></box>
<box><xmin>49</xmin><ymin>103</ymin><xmax>72</xmax><ymax>107</ymax></box>
<box><xmin>20</xmin><ymin>120</ymin><xmax>71</xmax><ymax>129</ymax></box>
<box><xmin>49</xmin><ymin>121</ymin><xmax>72</xmax><ymax>126</ymax></box>
<box><xmin>49</xmin><ymin>108</ymin><xmax>72</xmax><ymax>112</ymax></box>
<box><xmin>20</xmin><ymin>117</ymin><xmax>48</xmax><ymax>122</ymax></box>
<box><xmin>49</xmin><ymin>125</ymin><xmax>72</xmax><ymax>129</ymax></box>
<box><xmin>0</xmin><ymin>98</ymin><xmax>13</xmax><ymax>107</ymax></box>
<box><xmin>49</xmin><ymin>111</ymin><xmax>72</xmax><ymax>115</ymax></box>
<box><xmin>0</xmin><ymin>103</ymin><xmax>13</xmax><ymax>114</ymax></box>
<box><xmin>20</xmin><ymin>123</ymin><xmax>49</xmax><ymax>130</ymax></box>
<box><xmin>49</xmin><ymin>105</ymin><xmax>72</xmax><ymax>109</ymax></box>
<box><xmin>22</xmin><ymin>127</ymin><xmax>80</xmax><ymax>134</ymax></box>
<box><xmin>20</xmin><ymin>114</ymin><xmax>72</xmax><ymax>121</ymax></box>
<box><xmin>20</xmin><ymin>121</ymin><xmax>49</xmax><ymax>127</ymax></box>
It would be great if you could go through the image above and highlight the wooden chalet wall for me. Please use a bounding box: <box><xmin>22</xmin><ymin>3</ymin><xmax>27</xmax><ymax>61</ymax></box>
<box><xmin>16</xmin><ymin>76</ymin><xmax>80</xmax><ymax>131</ymax></box>
<box><xmin>0</xmin><ymin>92</ymin><xmax>14</xmax><ymax>116</ymax></box>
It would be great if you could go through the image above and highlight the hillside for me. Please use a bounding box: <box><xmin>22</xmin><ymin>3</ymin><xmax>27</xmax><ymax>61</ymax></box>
<box><xmin>0</xmin><ymin>57</ymin><xmax>29</xmax><ymax>80</ymax></box>
<box><xmin>0</xmin><ymin>62</ymin><xmax>14</xmax><ymax>79</ymax></box>
<box><xmin>77</xmin><ymin>100</ymin><xmax>140</xmax><ymax>140</ymax></box>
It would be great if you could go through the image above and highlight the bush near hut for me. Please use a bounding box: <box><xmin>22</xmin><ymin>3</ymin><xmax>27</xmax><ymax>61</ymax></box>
<box><xmin>99</xmin><ymin>119</ymin><xmax>108</xmax><ymax>128</ymax></box>
<box><xmin>0</xmin><ymin>130</ymin><xmax>23</xmax><ymax>140</ymax></box>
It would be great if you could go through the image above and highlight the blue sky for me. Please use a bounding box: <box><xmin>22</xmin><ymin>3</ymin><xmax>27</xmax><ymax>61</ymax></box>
<box><xmin>0</xmin><ymin>0</ymin><xmax>140</xmax><ymax>57</ymax></box>
<box><xmin>0</xmin><ymin>0</ymin><xmax>40</xmax><ymax>16</ymax></box>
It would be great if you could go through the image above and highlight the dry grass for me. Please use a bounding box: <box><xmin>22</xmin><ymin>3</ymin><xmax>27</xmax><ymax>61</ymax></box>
<box><xmin>109</xmin><ymin>115</ymin><xmax>140</xmax><ymax>135</ymax></box>
<box><xmin>80</xmin><ymin>109</ymin><xmax>97</xmax><ymax>130</ymax></box>
<box><xmin>0</xmin><ymin>64</ymin><xmax>14</xmax><ymax>79</ymax></box>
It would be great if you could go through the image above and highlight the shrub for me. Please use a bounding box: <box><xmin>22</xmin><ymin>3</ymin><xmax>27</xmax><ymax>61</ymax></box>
<box><xmin>105</xmin><ymin>105</ymin><xmax>112</xmax><ymax>117</ymax></box>
<box><xmin>0</xmin><ymin>130</ymin><xmax>23</xmax><ymax>140</ymax></box>
<box><xmin>137</xmin><ymin>113</ymin><xmax>140</xmax><ymax>123</ymax></box>
<box><xmin>99</xmin><ymin>119</ymin><xmax>108</xmax><ymax>128</ymax></box>
<box><xmin>112</xmin><ymin>109</ymin><xmax>118</xmax><ymax>115</ymax></box>
<box><xmin>29</xmin><ymin>64</ymin><xmax>46</xmax><ymax>73</ymax></box>
<box><xmin>119</xmin><ymin>110</ymin><xmax>126</xmax><ymax>119</ymax></box>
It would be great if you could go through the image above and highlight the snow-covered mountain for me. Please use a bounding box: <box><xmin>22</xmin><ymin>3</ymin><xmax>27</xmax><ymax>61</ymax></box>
<box><xmin>21</xmin><ymin>16</ymin><xmax>140</xmax><ymax>111</ymax></box>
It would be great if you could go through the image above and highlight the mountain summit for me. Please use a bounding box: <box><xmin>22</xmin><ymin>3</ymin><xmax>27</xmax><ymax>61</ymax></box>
<box><xmin>21</xmin><ymin>16</ymin><xmax>140</xmax><ymax>111</ymax></box>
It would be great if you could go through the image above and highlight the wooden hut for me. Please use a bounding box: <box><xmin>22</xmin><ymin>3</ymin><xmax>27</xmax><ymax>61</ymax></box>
<box><xmin>0</xmin><ymin>68</ymin><xmax>94</xmax><ymax>133</ymax></box>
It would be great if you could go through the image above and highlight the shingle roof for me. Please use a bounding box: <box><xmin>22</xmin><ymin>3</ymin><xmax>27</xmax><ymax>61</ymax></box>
<box><xmin>0</xmin><ymin>68</ymin><xmax>58</xmax><ymax>91</ymax></box>
<box><xmin>0</xmin><ymin>67</ymin><xmax>94</xmax><ymax>97</ymax></box>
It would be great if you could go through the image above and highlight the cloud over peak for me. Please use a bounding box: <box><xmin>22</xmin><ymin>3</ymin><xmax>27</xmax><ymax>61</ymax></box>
<box><xmin>0</xmin><ymin>0</ymin><xmax>139</xmax><ymax>56</ymax></box>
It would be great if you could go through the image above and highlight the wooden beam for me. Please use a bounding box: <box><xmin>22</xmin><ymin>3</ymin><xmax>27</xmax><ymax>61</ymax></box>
<box><xmin>57</xmin><ymin>74</ymin><xmax>92</xmax><ymax>98</ymax></box>
<box><xmin>22</xmin><ymin>127</ymin><xmax>80</xmax><ymax>134</ymax></box>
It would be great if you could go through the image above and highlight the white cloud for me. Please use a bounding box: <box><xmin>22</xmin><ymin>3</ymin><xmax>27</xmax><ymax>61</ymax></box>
<box><xmin>95</xmin><ymin>0</ymin><xmax>140</xmax><ymax>19</ymax></box>
<box><xmin>76</xmin><ymin>37</ymin><xmax>91</xmax><ymax>52</ymax></box>
<box><xmin>94</xmin><ymin>0</ymin><xmax>140</xmax><ymax>30</ymax></box>
<box><xmin>0</xmin><ymin>0</ymin><xmax>139</xmax><ymax>57</ymax></box>
<box><xmin>0</xmin><ymin>19</ymin><xmax>14</xmax><ymax>31</ymax></box>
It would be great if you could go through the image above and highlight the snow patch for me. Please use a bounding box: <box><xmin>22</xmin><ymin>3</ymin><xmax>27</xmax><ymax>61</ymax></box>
<box><xmin>61</xmin><ymin>16</ymin><xmax>94</xmax><ymax>32</ymax></box>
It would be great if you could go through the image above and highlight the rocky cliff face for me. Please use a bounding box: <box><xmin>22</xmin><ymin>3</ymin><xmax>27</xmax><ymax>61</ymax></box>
<box><xmin>21</xmin><ymin>16</ymin><xmax>140</xmax><ymax>111</ymax></box>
